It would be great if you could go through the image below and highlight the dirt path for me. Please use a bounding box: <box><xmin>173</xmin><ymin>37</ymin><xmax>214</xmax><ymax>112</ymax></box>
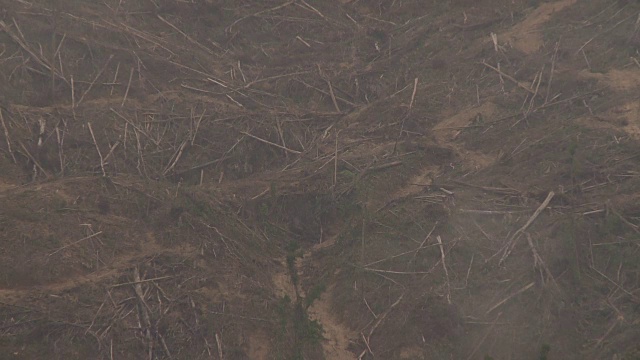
<box><xmin>307</xmin><ymin>285</ymin><xmax>357</xmax><ymax>360</ymax></box>
<box><xmin>0</xmin><ymin>179</ymin><xmax>15</xmax><ymax>192</ymax></box>
<box><xmin>0</xmin><ymin>232</ymin><xmax>190</xmax><ymax>302</ymax></box>
<box><xmin>272</xmin><ymin>257</ymin><xmax>298</xmax><ymax>300</ymax></box>
<box><xmin>305</xmin><ymin>237</ymin><xmax>357</xmax><ymax>360</ymax></box>
<box><xmin>272</xmin><ymin>236</ymin><xmax>357</xmax><ymax>360</ymax></box>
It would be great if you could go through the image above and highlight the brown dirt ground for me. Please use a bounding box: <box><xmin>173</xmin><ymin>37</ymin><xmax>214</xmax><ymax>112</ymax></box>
<box><xmin>1</xmin><ymin>0</ymin><xmax>640</xmax><ymax>359</ymax></box>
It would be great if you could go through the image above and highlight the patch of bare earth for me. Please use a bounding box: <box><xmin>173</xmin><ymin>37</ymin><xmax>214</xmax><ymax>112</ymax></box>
<box><xmin>434</xmin><ymin>102</ymin><xmax>498</xmax><ymax>170</ymax></box>
<box><xmin>307</xmin><ymin>286</ymin><xmax>358</xmax><ymax>360</ymax></box>
<box><xmin>577</xmin><ymin>68</ymin><xmax>640</xmax><ymax>138</ymax></box>
<box><xmin>501</xmin><ymin>0</ymin><xmax>578</xmax><ymax>53</ymax></box>
<box><xmin>273</xmin><ymin>241</ymin><xmax>358</xmax><ymax>359</ymax></box>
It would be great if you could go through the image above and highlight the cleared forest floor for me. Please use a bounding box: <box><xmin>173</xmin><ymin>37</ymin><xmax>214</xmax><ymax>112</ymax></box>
<box><xmin>1</xmin><ymin>0</ymin><xmax>640</xmax><ymax>359</ymax></box>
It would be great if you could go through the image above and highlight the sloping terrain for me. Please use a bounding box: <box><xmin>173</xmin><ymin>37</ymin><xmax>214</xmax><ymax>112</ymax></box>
<box><xmin>1</xmin><ymin>0</ymin><xmax>640</xmax><ymax>359</ymax></box>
